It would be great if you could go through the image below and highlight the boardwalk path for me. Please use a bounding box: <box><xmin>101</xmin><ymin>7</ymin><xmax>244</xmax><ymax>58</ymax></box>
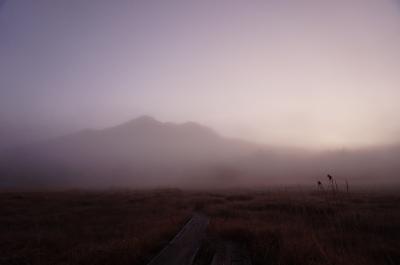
<box><xmin>148</xmin><ymin>213</ymin><xmax>209</xmax><ymax>265</ymax></box>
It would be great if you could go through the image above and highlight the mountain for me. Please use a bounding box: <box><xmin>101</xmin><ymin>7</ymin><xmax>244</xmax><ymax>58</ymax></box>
<box><xmin>0</xmin><ymin>116</ymin><xmax>260</xmax><ymax>188</ymax></box>
<box><xmin>45</xmin><ymin>115</ymin><xmax>258</xmax><ymax>163</ymax></box>
<box><xmin>1</xmin><ymin>116</ymin><xmax>399</xmax><ymax>189</ymax></box>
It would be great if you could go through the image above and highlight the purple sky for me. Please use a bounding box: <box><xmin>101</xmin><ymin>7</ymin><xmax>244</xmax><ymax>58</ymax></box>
<box><xmin>0</xmin><ymin>0</ymin><xmax>399</xmax><ymax>149</ymax></box>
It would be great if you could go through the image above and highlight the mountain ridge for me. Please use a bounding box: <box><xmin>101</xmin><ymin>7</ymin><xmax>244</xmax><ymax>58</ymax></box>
<box><xmin>1</xmin><ymin>116</ymin><xmax>400</xmax><ymax>189</ymax></box>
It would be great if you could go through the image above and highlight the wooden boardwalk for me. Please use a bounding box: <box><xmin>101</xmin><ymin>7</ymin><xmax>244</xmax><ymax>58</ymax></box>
<box><xmin>148</xmin><ymin>213</ymin><xmax>209</xmax><ymax>265</ymax></box>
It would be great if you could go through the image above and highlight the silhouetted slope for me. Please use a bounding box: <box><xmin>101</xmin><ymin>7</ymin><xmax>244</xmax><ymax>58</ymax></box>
<box><xmin>1</xmin><ymin>116</ymin><xmax>399</xmax><ymax>189</ymax></box>
<box><xmin>47</xmin><ymin>115</ymin><xmax>257</xmax><ymax>163</ymax></box>
<box><xmin>0</xmin><ymin>116</ymin><xmax>259</xmax><ymax>188</ymax></box>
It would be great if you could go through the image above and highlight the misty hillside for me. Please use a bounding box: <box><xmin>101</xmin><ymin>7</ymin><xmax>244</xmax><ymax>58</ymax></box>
<box><xmin>1</xmin><ymin>116</ymin><xmax>399</xmax><ymax>189</ymax></box>
<box><xmin>0</xmin><ymin>116</ymin><xmax>260</xmax><ymax>188</ymax></box>
<box><xmin>41</xmin><ymin>115</ymin><xmax>259</xmax><ymax>165</ymax></box>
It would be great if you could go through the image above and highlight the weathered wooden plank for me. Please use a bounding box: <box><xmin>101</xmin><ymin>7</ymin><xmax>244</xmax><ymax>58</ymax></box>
<box><xmin>148</xmin><ymin>213</ymin><xmax>209</xmax><ymax>265</ymax></box>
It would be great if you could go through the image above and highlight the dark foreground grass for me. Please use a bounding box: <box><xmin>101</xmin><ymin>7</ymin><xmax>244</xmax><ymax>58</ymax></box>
<box><xmin>203</xmin><ymin>190</ymin><xmax>400</xmax><ymax>265</ymax></box>
<box><xmin>0</xmin><ymin>190</ymin><xmax>191</xmax><ymax>265</ymax></box>
<box><xmin>0</xmin><ymin>189</ymin><xmax>399</xmax><ymax>265</ymax></box>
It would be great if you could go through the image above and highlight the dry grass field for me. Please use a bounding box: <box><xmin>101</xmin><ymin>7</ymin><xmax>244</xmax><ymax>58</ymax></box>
<box><xmin>0</xmin><ymin>190</ymin><xmax>191</xmax><ymax>265</ymax></box>
<box><xmin>1</xmin><ymin>188</ymin><xmax>399</xmax><ymax>265</ymax></box>
<box><xmin>202</xmin><ymin>190</ymin><xmax>400</xmax><ymax>265</ymax></box>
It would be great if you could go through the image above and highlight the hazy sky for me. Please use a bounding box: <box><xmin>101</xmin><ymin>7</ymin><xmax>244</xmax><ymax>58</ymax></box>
<box><xmin>1</xmin><ymin>0</ymin><xmax>399</xmax><ymax>149</ymax></box>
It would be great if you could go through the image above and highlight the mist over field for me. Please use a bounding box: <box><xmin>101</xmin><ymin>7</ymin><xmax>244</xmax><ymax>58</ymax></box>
<box><xmin>1</xmin><ymin>2</ymin><xmax>400</xmax><ymax>265</ymax></box>
<box><xmin>0</xmin><ymin>0</ymin><xmax>399</xmax><ymax>189</ymax></box>
<box><xmin>1</xmin><ymin>116</ymin><xmax>399</xmax><ymax>189</ymax></box>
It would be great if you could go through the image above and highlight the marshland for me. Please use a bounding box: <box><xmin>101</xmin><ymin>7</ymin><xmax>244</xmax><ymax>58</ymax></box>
<box><xmin>1</xmin><ymin>1</ymin><xmax>400</xmax><ymax>264</ymax></box>
<box><xmin>1</xmin><ymin>188</ymin><xmax>399</xmax><ymax>265</ymax></box>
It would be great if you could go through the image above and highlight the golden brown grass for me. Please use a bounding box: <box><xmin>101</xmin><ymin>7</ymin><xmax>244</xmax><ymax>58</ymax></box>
<box><xmin>1</xmin><ymin>189</ymin><xmax>399</xmax><ymax>265</ymax></box>
<box><xmin>0</xmin><ymin>190</ymin><xmax>191</xmax><ymax>265</ymax></box>
<box><xmin>202</xmin><ymin>190</ymin><xmax>400</xmax><ymax>265</ymax></box>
